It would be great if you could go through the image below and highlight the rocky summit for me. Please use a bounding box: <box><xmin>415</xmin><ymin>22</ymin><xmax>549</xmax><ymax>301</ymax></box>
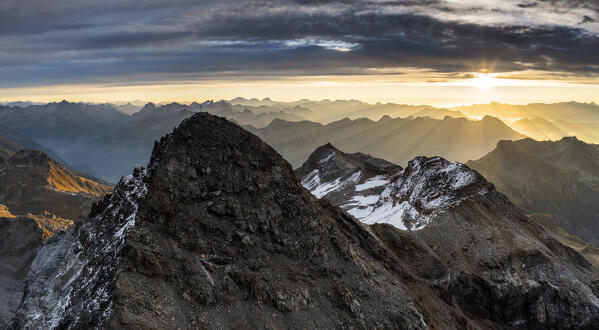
<box><xmin>297</xmin><ymin>143</ymin><xmax>494</xmax><ymax>230</ymax></box>
<box><xmin>11</xmin><ymin>113</ymin><xmax>427</xmax><ymax>329</ymax></box>
<box><xmin>10</xmin><ymin>113</ymin><xmax>599</xmax><ymax>329</ymax></box>
<box><xmin>298</xmin><ymin>143</ymin><xmax>599</xmax><ymax>329</ymax></box>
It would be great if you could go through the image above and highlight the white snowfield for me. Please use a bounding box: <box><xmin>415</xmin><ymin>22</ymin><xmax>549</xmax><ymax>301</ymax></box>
<box><xmin>302</xmin><ymin>155</ymin><xmax>491</xmax><ymax>231</ymax></box>
<box><xmin>355</xmin><ymin>175</ymin><xmax>390</xmax><ymax>191</ymax></box>
<box><xmin>301</xmin><ymin>169</ymin><xmax>361</xmax><ymax>199</ymax></box>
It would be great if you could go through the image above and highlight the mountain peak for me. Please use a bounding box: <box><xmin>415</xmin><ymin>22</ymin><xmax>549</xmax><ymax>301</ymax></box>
<box><xmin>559</xmin><ymin>136</ymin><xmax>582</xmax><ymax>143</ymax></box>
<box><xmin>140</xmin><ymin>102</ymin><xmax>157</xmax><ymax>112</ymax></box>
<box><xmin>13</xmin><ymin>112</ymin><xmax>427</xmax><ymax>329</ymax></box>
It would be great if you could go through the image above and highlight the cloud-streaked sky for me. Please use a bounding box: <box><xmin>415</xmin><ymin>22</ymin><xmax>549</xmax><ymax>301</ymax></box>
<box><xmin>1</xmin><ymin>0</ymin><xmax>598</xmax><ymax>105</ymax></box>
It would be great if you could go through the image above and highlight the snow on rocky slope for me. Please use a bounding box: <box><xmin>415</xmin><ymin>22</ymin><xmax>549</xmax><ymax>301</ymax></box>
<box><xmin>297</xmin><ymin>143</ymin><xmax>493</xmax><ymax>230</ymax></box>
<box><xmin>11</xmin><ymin>168</ymin><xmax>148</xmax><ymax>329</ymax></box>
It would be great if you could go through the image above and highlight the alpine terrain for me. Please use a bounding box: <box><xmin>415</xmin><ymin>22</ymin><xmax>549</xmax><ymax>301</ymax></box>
<box><xmin>467</xmin><ymin>137</ymin><xmax>599</xmax><ymax>246</ymax></box>
<box><xmin>0</xmin><ymin>139</ymin><xmax>112</xmax><ymax>328</ymax></box>
<box><xmin>10</xmin><ymin>113</ymin><xmax>599</xmax><ymax>329</ymax></box>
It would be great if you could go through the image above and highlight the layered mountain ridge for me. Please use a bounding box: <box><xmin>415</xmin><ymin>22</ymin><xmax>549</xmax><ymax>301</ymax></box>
<box><xmin>1</xmin><ymin>100</ymin><xmax>532</xmax><ymax>183</ymax></box>
<box><xmin>467</xmin><ymin>137</ymin><xmax>599</xmax><ymax>245</ymax></box>
<box><xmin>247</xmin><ymin>115</ymin><xmax>526</xmax><ymax>168</ymax></box>
<box><xmin>0</xmin><ymin>150</ymin><xmax>111</xmax><ymax>221</ymax></box>
<box><xmin>11</xmin><ymin>113</ymin><xmax>599</xmax><ymax>329</ymax></box>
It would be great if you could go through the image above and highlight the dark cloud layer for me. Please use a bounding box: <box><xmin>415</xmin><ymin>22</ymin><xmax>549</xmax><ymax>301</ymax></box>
<box><xmin>0</xmin><ymin>0</ymin><xmax>597</xmax><ymax>87</ymax></box>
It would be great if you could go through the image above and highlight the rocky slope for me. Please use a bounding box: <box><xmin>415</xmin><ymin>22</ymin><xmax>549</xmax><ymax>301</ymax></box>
<box><xmin>529</xmin><ymin>213</ymin><xmax>599</xmax><ymax>267</ymax></box>
<box><xmin>0</xmin><ymin>150</ymin><xmax>112</xmax><ymax>221</ymax></box>
<box><xmin>0</xmin><ymin>137</ymin><xmax>22</xmax><ymax>161</ymax></box>
<box><xmin>11</xmin><ymin>113</ymin><xmax>599</xmax><ymax>329</ymax></box>
<box><xmin>247</xmin><ymin>115</ymin><xmax>526</xmax><ymax>168</ymax></box>
<box><xmin>11</xmin><ymin>113</ymin><xmax>428</xmax><ymax>329</ymax></box>
<box><xmin>0</xmin><ymin>149</ymin><xmax>112</xmax><ymax>327</ymax></box>
<box><xmin>467</xmin><ymin>137</ymin><xmax>599</xmax><ymax>245</ymax></box>
<box><xmin>296</xmin><ymin>144</ymin><xmax>494</xmax><ymax>230</ymax></box>
<box><xmin>298</xmin><ymin>143</ymin><xmax>599</xmax><ymax>328</ymax></box>
<box><xmin>0</xmin><ymin>218</ymin><xmax>43</xmax><ymax>329</ymax></box>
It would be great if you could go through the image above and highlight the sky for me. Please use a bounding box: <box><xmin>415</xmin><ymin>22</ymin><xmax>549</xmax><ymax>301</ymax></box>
<box><xmin>1</xmin><ymin>0</ymin><xmax>598</xmax><ymax>106</ymax></box>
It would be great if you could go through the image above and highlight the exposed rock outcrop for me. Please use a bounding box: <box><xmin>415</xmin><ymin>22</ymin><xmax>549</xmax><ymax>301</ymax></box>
<box><xmin>11</xmin><ymin>113</ymin><xmax>428</xmax><ymax>329</ymax></box>
<box><xmin>11</xmin><ymin>114</ymin><xmax>599</xmax><ymax>329</ymax></box>
<box><xmin>0</xmin><ymin>218</ymin><xmax>42</xmax><ymax>329</ymax></box>
<box><xmin>0</xmin><ymin>149</ymin><xmax>112</xmax><ymax>327</ymax></box>
<box><xmin>299</xmin><ymin>143</ymin><xmax>599</xmax><ymax>329</ymax></box>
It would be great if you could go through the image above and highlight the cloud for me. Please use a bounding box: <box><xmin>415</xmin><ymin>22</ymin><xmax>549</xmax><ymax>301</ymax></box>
<box><xmin>0</xmin><ymin>0</ymin><xmax>597</xmax><ymax>87</ymax></box>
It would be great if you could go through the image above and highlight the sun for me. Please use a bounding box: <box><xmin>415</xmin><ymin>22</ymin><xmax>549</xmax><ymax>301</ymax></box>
<box><xmin>470</xmin><ymin>72</ymin><xmax>498</xmax><ymax>91</ymax></box>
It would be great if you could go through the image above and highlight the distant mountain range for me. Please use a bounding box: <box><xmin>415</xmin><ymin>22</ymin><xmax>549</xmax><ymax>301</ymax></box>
<box><xmin>0</xmin><ymin>101</ymin><xmax>129</xmax><ymax>156</ymax></box>
<box><xmin>0</xmin><ymin>100</ymin><xmax>311</xmax><ymax>182</ymax></box>
<box><xmin>453</xmin><ymin>101</ymin><xmax>599</xmax><ymax>122</ymax></box>
<box><xmin>230</xmin><ymin>97</ymin><xmax>466</xmax><ymax>123</ymax></box>
<box><xmin>248</xmin><ymin>115</ymin><xmax>526</xmax><ymax>168</ymax></box>
<box><xmin>509</xmin><ymin>117</ymin><xmax>599</xmax><ymax>143</ymax></box>
<box><xmin>467</xmin><ymin>137</ymin><xmax>599</xmax><ymax>246</ymax></box>
<box><xmin>2</xmin><ymin>99</ymin><xmax>598</xmax><ymax>184</ymax></box>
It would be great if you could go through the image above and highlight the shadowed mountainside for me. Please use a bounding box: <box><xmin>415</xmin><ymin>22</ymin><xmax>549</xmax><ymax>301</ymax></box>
<box><xmin>467</xmin><ymin>137</ymin><xmax>599</xmax><ymax>245</ymax></box>
<box><xmin>247</xmin><ymin>115</ymin><xmax>526</xmax><ymax>168</ymax></box>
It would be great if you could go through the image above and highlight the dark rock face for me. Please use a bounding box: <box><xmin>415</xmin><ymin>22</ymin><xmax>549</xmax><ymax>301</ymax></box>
<box><xmin>11</xmin><ymin>113</ymin><xmax>427</xmax><ymax>329</ymax></box>
<box><xmin>11</xmin><ymin>113</ymin><xmax>599</xmax><ymax>329</ymax></box>
<box><xmin>0</xmin><ymin>218</ymin><xmax>43</xmax><ymax>329</ymax></box>
<box><xmin>382</xmin><ymin>192</ymin><xmax>599</xmax><ymax>329</ymax></box>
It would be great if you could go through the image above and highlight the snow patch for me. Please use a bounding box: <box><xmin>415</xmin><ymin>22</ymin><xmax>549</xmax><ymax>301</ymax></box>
<box><xmin>301</xmin><ymin>156</ymin><xmax>491</xmax><ymax>232</ymax></box>
<box><xmin>319</xmin><ymin>151</ymin><xmax>335</xmax><ymax>164</ymax></box>
<box><xmin>312</xmin><ymin>178</ymin><xmax>343</xmax><ymax>198</ymax></box>
<box><xmin>17</xmin><ymin>168</ymin><xmax>150</xmax><ymax>329</ymax></box>
<box><xmin>302</xmin><ymin>170</ymin><xmax>361</xmax><ymax>199</ymax></box>
<box><xmin>355</xmin><ymin>175</ymin><xmax>389</xmax><ymax>191</ymax></box>
<box><xmin>301</xmin><ymin>169</ymin><xmax>321</xmax><ymax>190</ymax></box>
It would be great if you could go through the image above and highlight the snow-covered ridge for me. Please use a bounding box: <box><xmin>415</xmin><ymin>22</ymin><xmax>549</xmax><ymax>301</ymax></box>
<box><xmin>301</xmin><ymin>169</ymin><xmax>362</xmax><ymax>198</ymax></box>
<box><xmin>14</xmin><ymin>168</ymin><xmax>149</xmax><ymax>329</ymax></box>
<box><xmin>300</xmin><ymin>150</ymin><xmax>493</xmax><ymax>231</ymax></box>
<box><xmin>360</xmin><ymin>157</ymin><xmax>493</xmax><ymax>230</ymax></box>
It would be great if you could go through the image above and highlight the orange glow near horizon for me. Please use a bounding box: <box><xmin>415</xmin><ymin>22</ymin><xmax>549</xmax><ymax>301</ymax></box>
<box><xmin>1</xmin><ymin>72</ymin><xmax>598</xmax><ymax>108</ymax></box>
<box><xmin>470</xmin><ymin>73</ymin><xmax>499</xmax><ymax>91</ymax></box>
